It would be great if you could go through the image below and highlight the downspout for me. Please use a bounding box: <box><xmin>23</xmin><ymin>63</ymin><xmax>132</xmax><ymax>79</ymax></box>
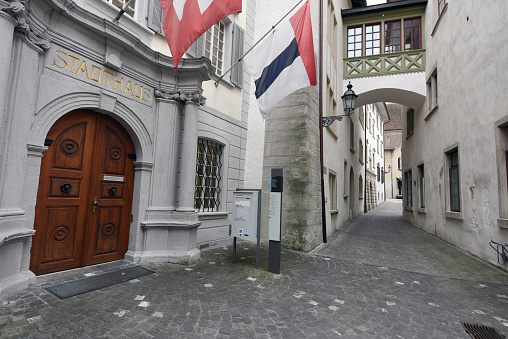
<box><xmin>319</xmin><ymin>0</ymin><xmax>327</xmax><ymax>243</ymax></box>
<box><xmin>364</xmin><ymin>108</ymin><xmax>367</xmax><ymax>213</ymax></box>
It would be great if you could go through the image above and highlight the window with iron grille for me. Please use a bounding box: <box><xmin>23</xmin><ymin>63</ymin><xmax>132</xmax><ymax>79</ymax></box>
<box><xmin>195</xmin><ymin>139</ymin><xmax>223</xmax><ymax>212</ymax></box>
<box><xmin>104</xmin><ymin>0</ymin><xmax>135</xmax><ymax>17</ymax></box>
<box><xmin>204</xmin><ymin>22</ymin><xmax>225</xmax><ymax>75</ymax></box>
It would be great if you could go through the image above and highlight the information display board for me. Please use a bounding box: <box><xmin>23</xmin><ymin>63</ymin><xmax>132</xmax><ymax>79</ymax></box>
<box><xmin>231</xmin><ymin>191</ymin><xmax>259</xmax><ymax>239</ymax></box>
<box><xmin>268</xmin><ymin>192</ymin><xmax>282</xmax><ymax>241</ymax></box>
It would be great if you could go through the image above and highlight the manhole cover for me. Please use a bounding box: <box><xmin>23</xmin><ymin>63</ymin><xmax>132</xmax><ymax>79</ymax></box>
<box><xmin>461</xmin><ymin>322</ymin><xmax>506</xmax><ymax>339</ymax></box>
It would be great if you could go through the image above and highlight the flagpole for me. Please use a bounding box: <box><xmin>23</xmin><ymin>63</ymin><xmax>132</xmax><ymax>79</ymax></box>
<box><xmin>214</xmin><ymin>0</ymin><xmax>306</xmax><ymax>86</ymax></box>
<box><xmin>319</xmin><ymin>0</ymin><xmax>327</xmax><ymax>244</ymax></box>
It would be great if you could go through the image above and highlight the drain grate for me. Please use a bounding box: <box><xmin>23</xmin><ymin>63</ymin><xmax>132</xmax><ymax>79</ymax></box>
<box><xmin>45</xmin><ymin>266</ymin><xmax>155</xmax><ymax>299</ymax></box>
<box><xmin>461</xmin><ymin>322</ymin><xmax>506</xmax><ymax>339</ymax></box>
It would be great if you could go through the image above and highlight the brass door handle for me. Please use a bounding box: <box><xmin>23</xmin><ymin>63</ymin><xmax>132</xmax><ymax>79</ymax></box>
<box><xmin>92</xmin><ymin>198</ymin><xmax>99</xmax><ymax>214</ymax></box>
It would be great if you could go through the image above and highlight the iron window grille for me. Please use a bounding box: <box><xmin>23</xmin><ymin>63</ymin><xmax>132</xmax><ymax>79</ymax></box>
<box><xmin>195</xmin><ymin>139</ymin><xmax>223</xmax><ymax>212</ymax></box>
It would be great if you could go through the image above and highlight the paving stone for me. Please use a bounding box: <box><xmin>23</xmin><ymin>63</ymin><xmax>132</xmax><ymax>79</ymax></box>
<box><xmin>1</xmin><ymin>201</ymin><xmax>508</xmax><ymax>338</ymax></box>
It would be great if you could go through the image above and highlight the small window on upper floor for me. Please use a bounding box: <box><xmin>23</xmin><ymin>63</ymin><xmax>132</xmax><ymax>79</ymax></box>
<box><xmin>105</xmin><ymin>0</ymin><xmax>135</xmax><ymax>17</ymax></box>
<box><xmin>418</xmin><ymin>164</ymin><xmax>425</xmax><ymax>209</ymax></box>
<box><xmin>359</xmin><ymin>139</ymin><xmax>364</xmax><ymax>164</ymax></box>
<box><xmin>365</xmin><ymin>23</ymin><xmax>381</xmax><ymax>56</ymax></box>
<box><xmin>426</xmin><ymin>68</ymin><xmax>438</xmax><ymax>115</ymax></box>
<box><xmin>403</xmin><ymin>18</ymin><xmax>422</xmax><ymax>51</ymax></box>
<box><xmin>438</xmin><ymin>0</ymin><xmax>446</xmax><ymax>16</ymax></box>
<box><xmin>448</xmin><ymin>149</ymin><xmax>460</xmax><ymax>212</ymax></box>
<box><xmin>407</xmin><ymin>108</ymin><xmax>414</xmax><ymax>136</ymax></box>
<box><xmin>329</xmin><ymin>171</ymin><xmax>337</xmax><ymax>211</ymax></box>
<box><xmin>347</xmin><ymin>26</ymin><xmax>363</xmax><ymax>58</ymax></box>
<box><xmin>384</xmin><ymin>21</ymin><xmax>401</xmax><ymax>53</ymax></box>
<box><xmin>344</xmin><ymin>160</ymin><xmax>349</xmax><ymax>197</ymax></box>
<box><xmin>405</xmin><ymin>169</ymin><xmax>413</xmax><ymax>208</ymax></box>
<box><xmin>350</xmin><ymin>119</ymin><xmax>355</xmax><ymax>153</ymax></box>
<box><xmin>328</xmin><ymin>0</ymin><xmax>338</xmax><ymax>63</ymax></box>
<box><xmin>204</xmin><ymin>22</ymin><xmax>226</xmax><ymax>75</ymax></box>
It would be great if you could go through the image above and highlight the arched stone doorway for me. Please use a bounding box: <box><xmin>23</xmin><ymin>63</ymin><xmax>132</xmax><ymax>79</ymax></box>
<box><xmin>30</xmin><ymin>110</ymin><xmax>136</xmax><ymax>275</ymax></box>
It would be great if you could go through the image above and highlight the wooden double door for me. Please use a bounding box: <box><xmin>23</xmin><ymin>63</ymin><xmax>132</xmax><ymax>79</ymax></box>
<box><xmin>30</xmin><ymin>110</ymin><xmax>135</xmax><ymax>275</ymax></box>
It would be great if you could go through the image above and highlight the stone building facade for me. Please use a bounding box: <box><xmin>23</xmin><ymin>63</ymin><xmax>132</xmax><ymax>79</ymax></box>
<box><xmin>402</xmin><ymin>0</ymin><xmax>508</xmax><ymax>270</ymax></box>
<box><xmin>0</xmin><ymin>0</ymin><xmax>255</xmax><ymax>299</ymax></box>
<box><xmin>384</xmin><ymin>103</ymin><xmax>402</xmax><ymax>199</ymax></box>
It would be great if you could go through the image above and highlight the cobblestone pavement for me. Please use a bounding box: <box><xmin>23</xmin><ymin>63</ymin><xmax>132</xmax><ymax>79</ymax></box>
<box><xmin>1</xmin><ymin>200</ymin><xmax>508</xmax><ymax>338</ymax></box>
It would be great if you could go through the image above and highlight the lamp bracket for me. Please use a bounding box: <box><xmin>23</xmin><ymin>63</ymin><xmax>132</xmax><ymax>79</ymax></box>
<box><xmin>322</xmin><ymin>114</ymin><xmax>351</xmax><ymax>127</ymax></box>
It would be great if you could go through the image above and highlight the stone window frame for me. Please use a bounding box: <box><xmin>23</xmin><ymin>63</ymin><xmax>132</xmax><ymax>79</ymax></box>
<box><xmin>329</xmin><ymin>170</ymin><xmax>338</xmax><ymax>213</ymax></box>
<box><xmin>195</xmin><ymin>138</ymin><xmax>224</xmax><ymax>212</ymax></box>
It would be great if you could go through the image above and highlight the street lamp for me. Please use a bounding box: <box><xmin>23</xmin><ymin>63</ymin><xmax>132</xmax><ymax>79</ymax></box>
<box><xmin>322</xmin><ymin>82</ymin><xmax>358</xmax><ymax>127</ymax></box>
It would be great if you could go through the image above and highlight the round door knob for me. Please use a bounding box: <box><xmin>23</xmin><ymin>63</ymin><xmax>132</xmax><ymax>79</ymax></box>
<box><xmin>108</xmin><ymin>187</ymin><xmax>118</xmax><ymax>195</ymax></box>
<box><xmin>60</xmin><ymin>183</ymin><xmax>72</xmax><ymax>193</ymax></box>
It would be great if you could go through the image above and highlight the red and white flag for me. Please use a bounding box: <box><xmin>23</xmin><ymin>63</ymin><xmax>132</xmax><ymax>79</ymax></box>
<box><xmin>159</xmin><ymin>0</ymin><xmax>242</xmax><ymax>70</ymax></box>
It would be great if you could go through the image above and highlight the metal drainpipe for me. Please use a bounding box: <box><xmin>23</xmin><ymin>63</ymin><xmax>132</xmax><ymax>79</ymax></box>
<box><xmin>364</xmin><ymin>108</ymin><xmax>367</xmax><ymax>213</ymax></box>
<box><xmin>319</xmin><ymin>0</ymin><xmax>326</xmax><ymax>243</ymax></box>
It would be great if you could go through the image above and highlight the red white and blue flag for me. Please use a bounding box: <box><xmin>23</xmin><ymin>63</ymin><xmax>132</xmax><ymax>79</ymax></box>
<box><xmin>159</xmin><ymin>0</ymin><xmax>242</xmax><ymax>70</ymax></box>
<box><xmin>244</xmin><ymin>1</ymin><xmax>317</xmax><ymax>118</ymax></box>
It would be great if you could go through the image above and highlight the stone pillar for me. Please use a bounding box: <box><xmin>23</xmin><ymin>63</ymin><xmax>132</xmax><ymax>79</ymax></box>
<box><xmin>146</xmin><ymin>91</ymin><xmax>182</xmax><ymax>219</ymax></box>
<box><xmin>124</xmin><ymin>161</ymin><xmax>153</xmax><ymax>263</ymax></box>
<box><xmin>0</xmin><ymin>3</ymin><xmax>22</xmax><ymax>212</ymax></box>
<box><xmin>177</xmin><ymin>92</ymin><xmax>203</xmax><ymax>212</ymax></box>
<box><xmin>138</xmin><ymin>90</ymin><xmax>205</xmax><ymax>265</ymax></box>
<box><xmin>0</xmin><ymin>3</ymin><xmax>50</xmax><ymax>301</ymax></box>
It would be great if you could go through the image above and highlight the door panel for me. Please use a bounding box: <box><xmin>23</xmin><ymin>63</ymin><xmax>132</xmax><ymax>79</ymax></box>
<box><xmin>31</xmin><ymin>110</ymin><xmax>134</xmax><ymax>275</ymax></box>
<box><xmin>94</xmin><ymin>207</ymin><xmax>122</xmax><ymax>255</ymax></box>
<box><xmin>84</xmin><ymin>114</ymin><xmax>135</xmax><ymax>266</ymax></box>
<box><xmin>43</xmin><ymin>207</ymin><xmax>78</xmax><ymax>263</ymax></box>
<box><xmin>52</xmin><ymin>123</ymin><xmax>88</xmax><ymax>170</ymax></box>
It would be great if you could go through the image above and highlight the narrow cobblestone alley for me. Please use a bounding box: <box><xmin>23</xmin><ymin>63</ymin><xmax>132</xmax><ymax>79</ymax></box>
<box><xmin>1</xmin><ymin>200</ymin><xmax>507</xmax><ymax>338</ymax></box>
